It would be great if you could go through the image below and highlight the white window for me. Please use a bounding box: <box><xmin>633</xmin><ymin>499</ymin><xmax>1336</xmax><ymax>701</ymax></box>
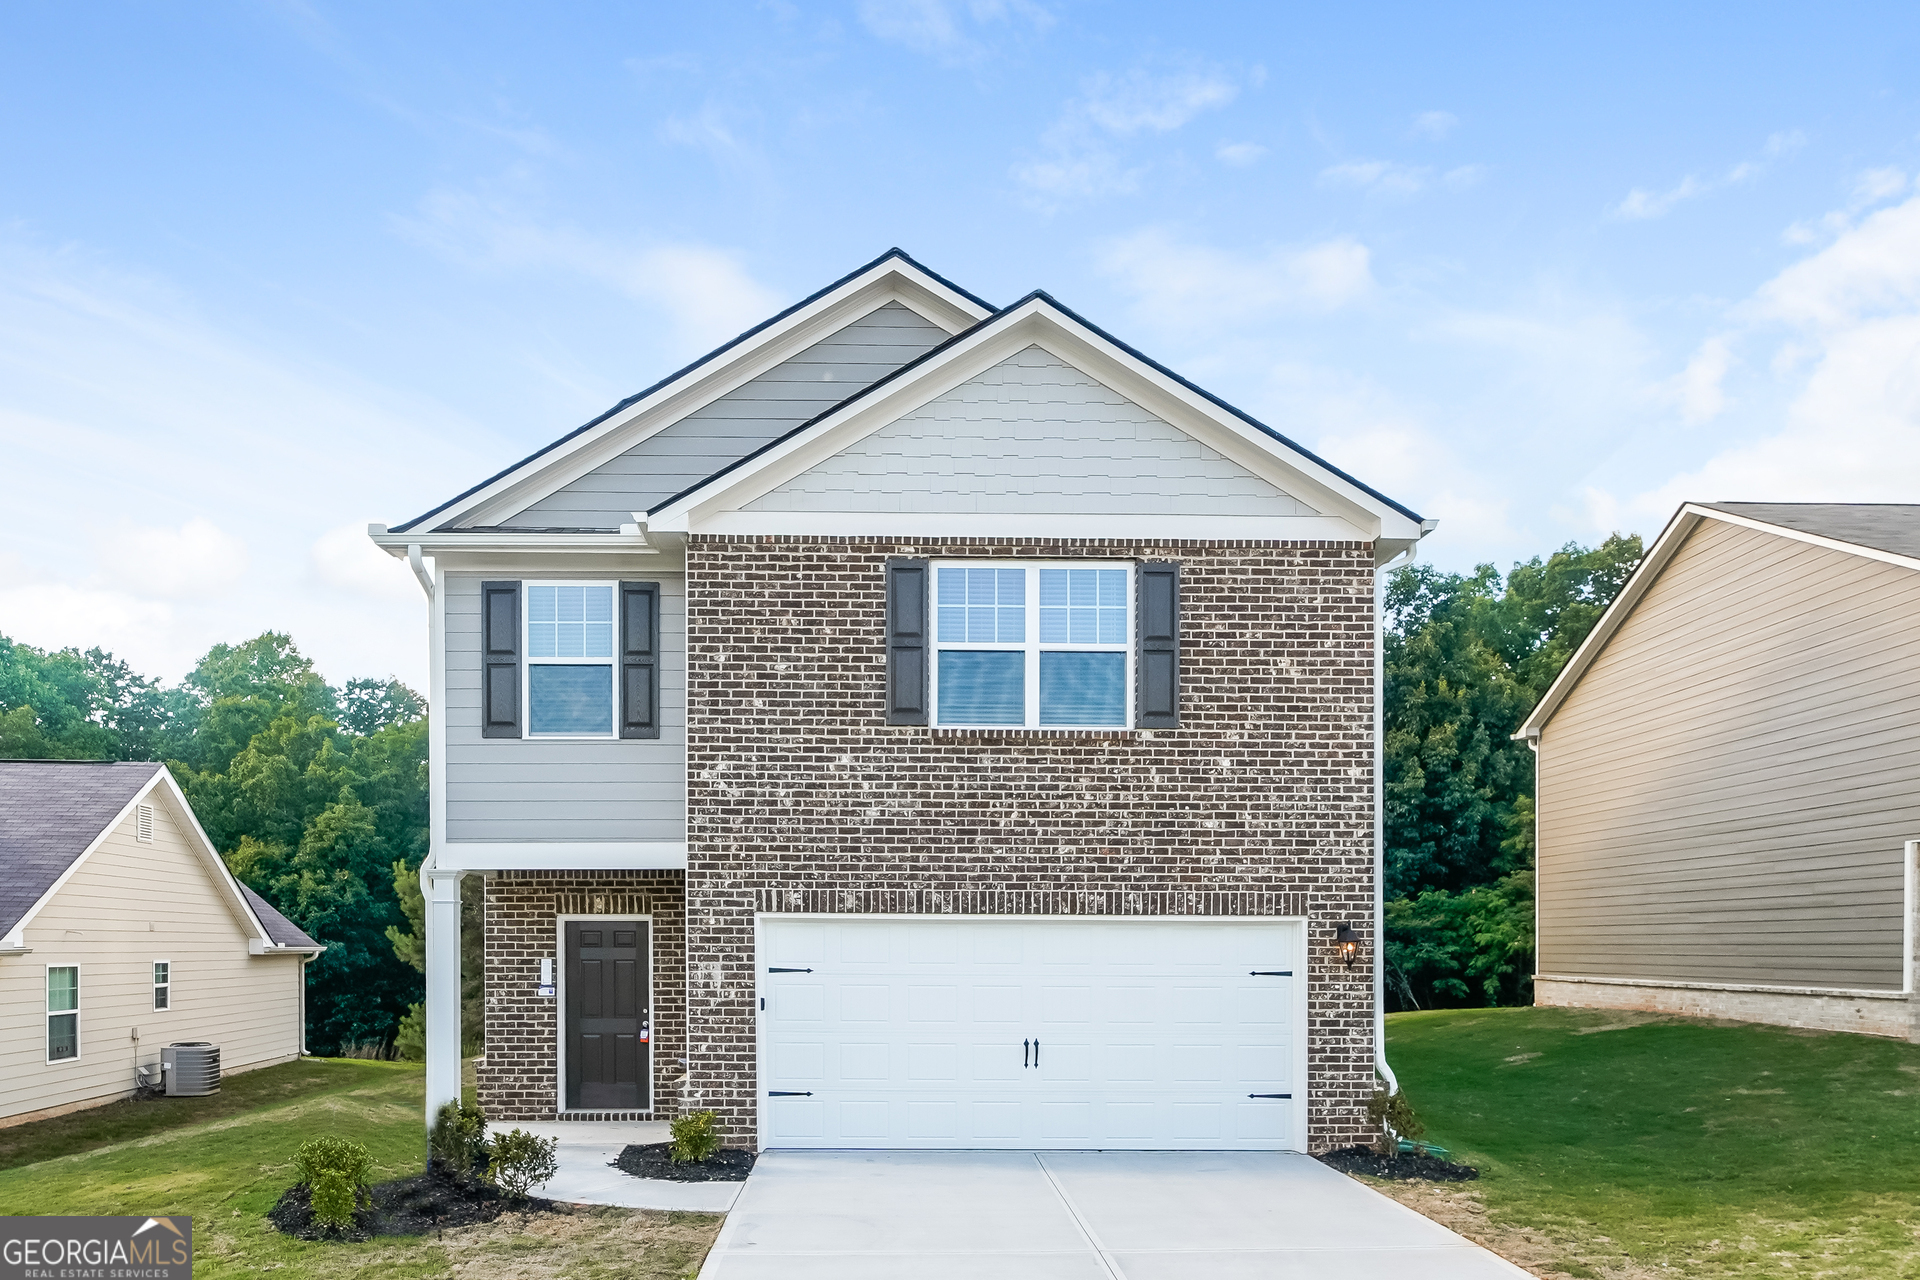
<box><xmin>153</xmin><ymin>961</ymin><xmax>171</xmax><ymax>1011</ymax></box>
<box><xmin>524</xmin><ymin>581</ymin><xmax>617</xmax><ymax>737</ymax></box>
<box><xmin>47</xmin><ymin>965</ymin><xmax>78</xmax><ymax>1062</ymax></box>
<box><xmin>932</xmin><ymin>563</ymin><xmax>1132</xmax><ymax>728</ymax></box>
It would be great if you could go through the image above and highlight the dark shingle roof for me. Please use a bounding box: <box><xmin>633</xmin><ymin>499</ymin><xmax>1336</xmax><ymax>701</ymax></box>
<box><xmin>239</xmin><ymin>882</ymin><xmax>320</xmax><ymax>950</ymax></box>
<box><xmin>0</xmin><ymin>761</ymin><xmax>165</xmax><ymax>938</ymax></box>
<box><xmin>1701</xmin><ymin>503</ymin><xmax>1920</xmax><ymax>561</ymax></box>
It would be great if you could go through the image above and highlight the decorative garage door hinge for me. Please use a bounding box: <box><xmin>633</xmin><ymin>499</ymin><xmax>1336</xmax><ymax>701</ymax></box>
<box><xmin>1247</xmin><ymin>1093</ymin><xmax>1293</xmax><ymax>1099</ymax></box>
<box><xmin>768</xmin><ymin>967</ymin><xmax>813</xmax><ymax>973</ymax></box>
<box><xmin>1249</xmin><ymin>970</ymin><xmax>1293</xmax><ymax>976</ymax></box>
<box><xmin>768</xmin><ymin>1091</ymin><xmax>813</xmax><ymax>1097</ymax></box>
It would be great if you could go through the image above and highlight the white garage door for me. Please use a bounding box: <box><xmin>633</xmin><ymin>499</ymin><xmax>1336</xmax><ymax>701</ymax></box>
<box><xmin>757</xmin><ymin>916</ymin><xmax>1305</xmax><ymax>1151</ymax></box>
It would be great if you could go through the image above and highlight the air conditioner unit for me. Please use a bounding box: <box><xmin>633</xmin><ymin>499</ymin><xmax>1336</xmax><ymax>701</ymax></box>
<box><xmin>162</xmin><ymin>1042</ymin><xmax>221</xmax><ymax>1097</ymax></box>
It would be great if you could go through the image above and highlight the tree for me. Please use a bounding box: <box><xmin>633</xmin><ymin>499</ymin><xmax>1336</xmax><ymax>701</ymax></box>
<box><xmin>1382</xmin><ymin>535</ymin><xmax>1642</xmax><ymax>1009</ymax></box>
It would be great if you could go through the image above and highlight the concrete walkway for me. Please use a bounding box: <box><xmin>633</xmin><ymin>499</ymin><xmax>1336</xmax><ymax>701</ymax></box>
<box><xmin>511</xmin><ymin>1121</ymin><xmax>742</xmax><ymax>1213</ymax></box>
<box><xmin>697</xmin><ymin>1150</ymin><xmax>1530</xmax><ymax>1279</ymax></box>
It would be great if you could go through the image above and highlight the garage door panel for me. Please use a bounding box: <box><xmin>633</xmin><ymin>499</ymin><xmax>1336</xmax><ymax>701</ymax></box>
<box><xmin>761</xmin><ymin>917</ymin><xmax>1303</xmax><ymax>1150</ymax></box>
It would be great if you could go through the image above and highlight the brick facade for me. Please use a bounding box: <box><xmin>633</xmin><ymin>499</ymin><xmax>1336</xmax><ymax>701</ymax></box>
<box><xmin>477</xmin><ymin>870</ymin><xmax>686</xmax><ymax>1122</ymax></box>
<box><xmin>682</xmin><ymin>536</ymin><xmax>1380</xmax><ymax>1152</ymax></box>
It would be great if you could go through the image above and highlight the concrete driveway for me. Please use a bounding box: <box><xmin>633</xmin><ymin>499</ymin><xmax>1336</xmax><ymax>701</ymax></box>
<box><xmin>697</xmin><ymin>1149</ymin><xmax>1530</xmax><ymax>1279</ymax></box>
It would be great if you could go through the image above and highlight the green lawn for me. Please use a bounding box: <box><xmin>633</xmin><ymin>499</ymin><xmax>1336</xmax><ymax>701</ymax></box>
<box><xmin>0</xmin><ymin>1059</ymin><xmax>720</xmax><ymax>1279</ymax></box>
<box><xmin>1388</xmin><ymin>1006</ymin><xmax>1920</xmax><ymax>1279</ymax></box>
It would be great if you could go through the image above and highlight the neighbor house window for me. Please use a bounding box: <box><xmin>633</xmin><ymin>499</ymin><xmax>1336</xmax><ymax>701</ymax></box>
<box><xmin>525</xmin><ymin>582</ymin><xmax>616</xmax><ymax>736</ymax></box>
<box><xmin>933</xmin><ymin>563</ymin><xmax>1131</xmax><ymax>727</ymax></box>
<box><xmin>153</xmin><ymin>961</ymin><xmax>170</xmax><ymax>1011</ymax></box>
<box><xmin>47</xmin><ymin>966</ymin><xmax>78</xmax><ymax>1062</ymax></box>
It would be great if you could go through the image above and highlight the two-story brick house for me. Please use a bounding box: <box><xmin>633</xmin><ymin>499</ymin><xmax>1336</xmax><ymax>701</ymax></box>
<box><xmin>371</xmin><ymin>250</ymin><xmax>1432</xmax><ymax>1153</ymax></box>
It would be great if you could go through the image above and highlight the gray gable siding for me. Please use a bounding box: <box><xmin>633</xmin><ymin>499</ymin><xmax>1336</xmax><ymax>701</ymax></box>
<box><xmin>444</xmin><ymin>573</ymin><xmax>685</xmax><ymax>843</ymax></box>
<box><xmin>743</xmin><ymin>345</ymin><xmax>1316</xmax><ymax>517</ymax></box>
<box><xmin>498</xmin><ymin>302</ymin><xmax>952</xmax><ymax>529</ymax></box>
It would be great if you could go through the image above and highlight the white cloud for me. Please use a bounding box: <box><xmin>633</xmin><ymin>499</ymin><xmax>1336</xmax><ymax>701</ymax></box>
<box><xmin>96</xmin><ymin>518</ymin><xmax>250</xmax><ymax>599</ymax></box>
<box><xmin>312</xmin><ymin>522</ymin><xmax>420</xmax><ymax>602</ymax></box>
<box><xmin>397</xmin><ymin>190</ymin><xmax>781</xmax><ymax>346</ymax></box>
<box><xmin>1614</xmin><ymin>192</ymin><xmax>1920</xmax><ymax>517</ymax></box>
<box><xmin>1320</xmin><ymin>159</ymin><xmax>1432</xmax><ymax>197</ymax></box>
<box><xmin>1215</xmin><ymin>141</ymin><xmax>1267</xmax><ymax>167</ymax></box>
<box><xmin>1782</xmin><ymin>167</ymin><xmax>1907</xmax><ymax>245</ymax></box>
<box><xmin>1411</xmin><ymin>111</ymin><xmax>1458</xmax><ymax>141</ymax></box>
<box><xmin>1673</xmin><ymin>336</ymin><xmax>1733</xmax><ymax>424</ymax></box>
<box><xmin>1612</xmin><ymin>133</ymin><xmax>1802</xmax><ymax>220</ymax></box>
<box><xmin>858</xmin><ymin>0</ymin><xmax>1052</xmax><ymax>60</ymax></box>
<box><xmin>1014</xmin><ymin>59</ymin><xmax>1241</xmax><ymax>206</ymax></box>
<box><xmin>1096</xmin><ymin>228</ymin><xmax>1375</xmax><ymax>329</ymax></box>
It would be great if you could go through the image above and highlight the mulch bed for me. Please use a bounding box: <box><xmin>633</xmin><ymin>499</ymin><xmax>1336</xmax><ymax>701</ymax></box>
<box><xmin>1318</xmin><ymin>1145</ymin><xmax>1480</xmax><ymax>1182</ymax></box>
<box><xmin>268</xmin><ymin>1168</ymin><xmax>565</xmax><ymax>1241</ymax></box>
<box><xmin>613</xmin><ymin>1142</ymin><xmax>757</xmax><ymax>1183</ymax></box>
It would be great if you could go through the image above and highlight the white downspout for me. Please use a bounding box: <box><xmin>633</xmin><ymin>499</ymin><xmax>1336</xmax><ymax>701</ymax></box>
<box><xmin>1375</xmin><ymin>543</ymin><xmax>1418</xmax><ymax>1095</ymax></box>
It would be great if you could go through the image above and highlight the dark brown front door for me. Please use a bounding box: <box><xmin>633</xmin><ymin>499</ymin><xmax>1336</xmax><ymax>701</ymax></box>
<box><xmin>565</xmin><ymin>920</ymin><xmax>649</xmax><ymax>1111</ymax></box>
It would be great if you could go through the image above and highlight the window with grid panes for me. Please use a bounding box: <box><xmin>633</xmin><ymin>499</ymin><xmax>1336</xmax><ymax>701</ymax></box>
<box><xmin>933</xmin><ymin>563</ymin><xmax>1131</xmax><ymax>727</ymax></box>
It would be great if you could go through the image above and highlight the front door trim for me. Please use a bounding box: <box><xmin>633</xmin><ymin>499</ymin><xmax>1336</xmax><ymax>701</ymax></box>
<box><xmin>555</xmin><ymin>913</ymin><xmax>654</xmax><ymax>1114</ymax></box>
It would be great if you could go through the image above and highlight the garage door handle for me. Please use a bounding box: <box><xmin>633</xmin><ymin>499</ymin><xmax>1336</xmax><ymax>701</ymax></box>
<box><xmin>1250</xmin><ymin>970</ymin><xmax>1293</xmax><ymax>976</ymax></box>
<box><xmin>1034</xmin><ymin>1038</ymin><xmax>1040</xmax><ymax>1066</ymax></box>
<box><xmin>768</xmin><ymin>1091</ymin><xmax>813</xmax><ymax>1097</ymax></box>
<box><xmin>768</xmin><ymin>967</ymin><xmax>813</xmax><ymax>973</ymax></box>
<box><xmin>1022</xmin><ymin>1039</ymin><xmax>1028</xmax><ymax>1068</ymax></box>
<box><xmin>1248</xmin><ymin>1093</ymin><xmax>1293</xmax><ymax>1099</ymax></box>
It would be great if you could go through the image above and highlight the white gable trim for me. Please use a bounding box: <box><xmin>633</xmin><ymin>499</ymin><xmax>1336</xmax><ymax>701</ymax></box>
<box><xmin>1516</xmin><ymin>501</ymin><xmax>1920</xmax><ymax>740</ymax></box>
<box><xmin>2</xmin><ymin>767</ymin><xmax>319</xmax><ymax>957</ymax></box>
<box><xmin>648</xmin><ymin>297</ymin><xmax>1427</xmax><ymax>547</ymax></box>
<box><xmin>412</xmin><ymin>259</ymin><xmax>993</xmax><ymax>533</ymax></box>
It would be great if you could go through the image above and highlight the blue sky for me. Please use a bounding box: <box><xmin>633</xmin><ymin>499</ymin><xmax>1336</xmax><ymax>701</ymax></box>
<box><xmin>5</xmin><ymin>2</ymin><xmax>1920</xmax><ymax>688</ymax></box>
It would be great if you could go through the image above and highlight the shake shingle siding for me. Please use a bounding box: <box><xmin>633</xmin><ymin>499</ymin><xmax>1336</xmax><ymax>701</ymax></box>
<box><xmin>680</xmin><ymin>535</ymin><xmax>1381</xmax><ymax>1152</ymax></box>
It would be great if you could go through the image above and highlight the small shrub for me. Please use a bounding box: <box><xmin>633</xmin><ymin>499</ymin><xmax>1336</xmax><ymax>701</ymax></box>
<box><xmin>670</xmin><ymin>1110</ymin><xmax>721</xmax><ymax>1164</ymax></box>
<box><xmin>1367</xmin><ymin>1088</ymin><xmax>1426</xmax><ymax>1155</ymax></box>
<box><xmin>486</xmin><ymin>1128</ymin><xmax>559</xmax><ymax>1199</ymax></box>
<box><xmin>292</xmin><ymin>1136</ymin><xmax>372</xmax><ymax>1232</ymax></box>
<box><xmin>430</xmin><ymin>1099</ymin><xmax>488</xmax><ymax>1177</ymax></box>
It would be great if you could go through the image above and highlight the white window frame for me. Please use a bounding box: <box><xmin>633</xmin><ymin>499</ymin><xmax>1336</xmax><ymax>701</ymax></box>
<box><xmin>522</xmin><ymin>579</ymin><xmax>619</xmax><ymax>740</ymax></box>
<box><xmin>930</xmin><ymin>560</ymin><xmax>1134</xmax><ymax>729</ymax></box>
<box><xmin>46</xmin><ymin>963</ymin><xmax>80</xmax><ymax>1065</ymax></box>
<box><xmin>153</xmin><ymin>960</ymin><xmax>172</xmax><ymax>1011</ymax></box>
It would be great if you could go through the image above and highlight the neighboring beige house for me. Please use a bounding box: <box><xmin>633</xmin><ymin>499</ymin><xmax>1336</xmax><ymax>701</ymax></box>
<box><xmin>0</xmin><ymin>761</ymin><xmax>322</xmax><ymax>1126</ymax></box>
<box><xmin>1518</xmin><ymin>503</ymin><xmax>1920</xmax><ymax>1040</ymax></box>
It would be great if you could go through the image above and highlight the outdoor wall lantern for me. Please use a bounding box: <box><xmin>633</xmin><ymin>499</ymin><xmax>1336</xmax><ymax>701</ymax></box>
<box><xmin>1334</xmin><ymin>922</ymin><xmax>1362</xmax><ymax>969</ymax></box>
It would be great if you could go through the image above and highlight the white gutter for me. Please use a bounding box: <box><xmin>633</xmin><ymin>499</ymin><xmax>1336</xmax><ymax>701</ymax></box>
<box><xmin>1375</xmin><ymin>540</ymin><xmax>1421</xmax><ymax>1095</ymax></box>
<box><xmin>407</xmin><ymin>544</ymin><xmax>434</xmax><ymax>599</ymax></box>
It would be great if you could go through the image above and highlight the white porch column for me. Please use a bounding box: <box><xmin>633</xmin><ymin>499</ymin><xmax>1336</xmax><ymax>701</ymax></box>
<box><xmin>424</xmin><ymin>862</ymin><xmax>465</xmax><ymax>1123</ymax></box>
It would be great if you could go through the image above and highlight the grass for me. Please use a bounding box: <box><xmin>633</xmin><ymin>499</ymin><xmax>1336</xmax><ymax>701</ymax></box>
<box><xmin>0</xmin><ymin>1058</ymin><xmax>721</xmax><ymax>1279</ymax></box>
<box><xmin>1383</xmin><ymin>1006</ymin><xmax>1920</xmax><ymax>1279</ymax></box>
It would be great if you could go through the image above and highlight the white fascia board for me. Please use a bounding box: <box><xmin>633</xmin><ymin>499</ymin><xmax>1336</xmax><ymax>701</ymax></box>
<box><xmin>371</xmin><ymin>530</ymin><xmax>663</xmax><ymax>556</ymax></box>
<box><xmin>418</xmin><ymin>265</ymin><xmax>993</xmax><ymax>534</ymax></box>
<box><xmin>1515</xmin><ymin>504</ymin><xmax>1705</xmax><ymax>740</ymax></box>
<box><xmin>695</xmin><ymin>512</ymin><xmax>1369</xmax><ymax>540</ymax></box>
<box><xmin>437</xmin><ymin>842</ymin><xmax>689</xmax><ymax>871</ymax></box>
<box><xmin>651</xmin><ymin>299</ymin><xmax>1421</xmax><ymax>545</ymax></box>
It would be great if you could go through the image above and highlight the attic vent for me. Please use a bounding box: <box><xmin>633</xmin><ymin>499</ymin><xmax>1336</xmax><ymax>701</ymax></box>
<box><xmin>135</xmin><ymin>804</ymin><xmax>155</xmax><ymax>844</ymax></box>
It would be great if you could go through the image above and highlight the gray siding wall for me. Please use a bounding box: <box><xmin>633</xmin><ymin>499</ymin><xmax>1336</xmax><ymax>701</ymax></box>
<box><xmin>1537</xmin><ymin>518</ymin><xmax>1920</xmax><ymax>991</ymax></box>
<box><xmin>744</xmin><ymin>345</ymin><xmax>1316</xmax><ymax>516</ymax></box>
<box><xmin>444</xmin><ymin>573</ymin><xmax>685</xmax><ymax>843</ymax></box>
<box><xmin>502</xmin><ymin>302</ymin><xmax>951</xmax><ymax>528</ymax></box>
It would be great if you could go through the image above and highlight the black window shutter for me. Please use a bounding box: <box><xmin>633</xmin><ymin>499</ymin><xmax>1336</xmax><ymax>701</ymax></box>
<box><xmin>885</xmin><ymin>559</ymin><xmax>930</xmax><ymax>725</ymax></box>
<box><xmin>620</xmin><ymin>581</ymin><xmax>661</xmax><ymax>740</ymax></box>
<box><xmin>1136</xmin><ymin>562</ymin><xmax>1181</xmax><ymax>728</ymax></box>
<box><xmin>480</xmin><ymin>581</ymin><xmax>521</xmax><ymax>738</ymax></box>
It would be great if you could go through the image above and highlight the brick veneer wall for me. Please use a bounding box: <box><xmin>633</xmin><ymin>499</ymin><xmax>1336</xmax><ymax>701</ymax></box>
<box><xmin>683</xmin><ymin>536</ymin><xmax>1380</xmax><ymax>1152</ymax></box>
<box><xmin>478</xmin><ymin>870</ymin><xmax>686</xmax><ymax>1121</ymax></box>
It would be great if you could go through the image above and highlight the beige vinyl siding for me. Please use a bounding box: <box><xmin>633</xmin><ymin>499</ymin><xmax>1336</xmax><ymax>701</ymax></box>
<box><xmin>745</xmin><ymin>345</ymin><xmax>1316</xmax><ymax>517</ymax></box>
<box><xmin>1537</xmin><ymin>517</ymin><xmax>1920</xmax><ymax>991</ymax></box>
<box><xmin>443</xmin><ymin>572</ymin><xmax>686</xmax><ymax>842</ymax></box>
<box><xmin>0</xmin><ymin>792</ymin><xmax>303</xmax><ymax>1123</ymax></box>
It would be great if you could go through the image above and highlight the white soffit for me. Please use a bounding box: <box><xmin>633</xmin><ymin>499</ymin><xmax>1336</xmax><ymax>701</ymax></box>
<box><xmin>418</xmin><ymin>258</ymin><xmax>993</xmax><ymax>533</ymax></box>
<box><xmin>651</xmin><ymin>298</ymin><xmax>1422</xmax><ymax>544</ymax></box>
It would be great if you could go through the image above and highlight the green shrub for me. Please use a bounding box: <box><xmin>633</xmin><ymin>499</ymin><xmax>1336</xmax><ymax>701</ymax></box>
<box><xmin>1367</xmin><ymin>1088</ymin><xmax>1426</xmax><ymax>1155</ymax></box>
<box><xmin>292</xmin><ymin>1135</ymin><xmax>372</xmax><ymax>1232</ymax></box>
<box><xmin>429</xmin><ymin>1099</ymin><xmax>488</xmax><ymax>1177</ymax></box>
<box><xmin>485</xmin><ymin>1128</ymin><xmax>559</xmax><ymax>1199</ymax></box>
<box><xmin>670</xmin><ymin>1110</ymin><xmax>721</xmax><ymax>1164</ymax></box>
